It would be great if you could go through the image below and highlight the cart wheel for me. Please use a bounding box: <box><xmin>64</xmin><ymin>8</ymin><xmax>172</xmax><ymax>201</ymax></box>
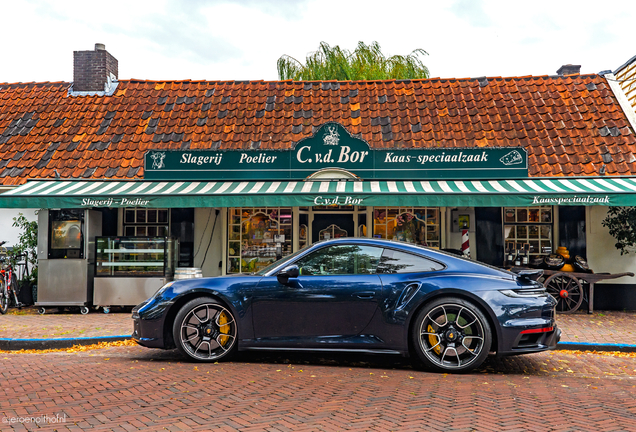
<box><xmin>80</xmin><ymin>306</ymin><xmax>89</xmax><ymax>315</ymax></box>
<box><xmin>38</xmin><ymin>307</ymin><xmax>46</xmax><ymax>315</ymax></box>
<box><xmin>103</xmin><ymin>307</ymin><xmax>110</xmax><ymax>314</ymax></box>
<box><xmin>544</xmin><ymin>273</ymin><xmax>584</xmax><ymax>314</ymax></box>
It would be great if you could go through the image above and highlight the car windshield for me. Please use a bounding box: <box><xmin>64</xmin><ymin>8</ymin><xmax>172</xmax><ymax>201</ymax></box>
<box><xmin>254</xmin><ymin>244</ymin><xmax>311</xmax><ymax>276</ymax></box>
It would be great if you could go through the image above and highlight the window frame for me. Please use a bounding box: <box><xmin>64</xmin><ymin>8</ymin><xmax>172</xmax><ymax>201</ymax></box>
<box><xmin>503</xmin><ymin>206</ymin><xmax>554</xmax><ymax>257</ymax></box>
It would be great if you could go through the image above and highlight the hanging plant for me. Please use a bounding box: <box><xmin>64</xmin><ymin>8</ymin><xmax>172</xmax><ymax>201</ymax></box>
<box><xmin>601</xmin><ymin>207</ymin><xmax>636</xmax><ymax>255</ymax></box>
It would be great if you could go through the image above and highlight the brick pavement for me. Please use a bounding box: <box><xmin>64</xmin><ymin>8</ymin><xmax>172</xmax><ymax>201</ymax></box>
<box><xmin>0</xmin><ymin>307</ymin><xmax>132</xmax><ymax>340</ymax></box>
<box><xmin>1</xmin><ymin>345</ymin><xmax>636</xmax><ymax>431</ymax></box>
<box><xmin>2</xmin><ymin>306</ymin><xmax>636</xmax><ymax>346</ymax></box>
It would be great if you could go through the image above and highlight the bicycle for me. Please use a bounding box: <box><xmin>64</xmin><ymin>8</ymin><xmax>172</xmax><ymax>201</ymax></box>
<box><xmin>0</xmin><ymin>241</ymin><xmax>21</xmax><ymax>314</ymax></box>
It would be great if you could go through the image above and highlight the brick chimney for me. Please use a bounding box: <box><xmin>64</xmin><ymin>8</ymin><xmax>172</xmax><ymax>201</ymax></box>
<box><xmin>556</xmin><ymin>64</ymin><xmax>581</xmax><ymax>76</ymax></box>
<box><xmin>73</xmin><ymin>43</ymin><xmax>118</xmax><ymax>92</ymax></box>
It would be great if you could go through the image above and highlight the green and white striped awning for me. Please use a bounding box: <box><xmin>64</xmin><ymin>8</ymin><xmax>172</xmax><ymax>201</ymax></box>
<box><xmin>2</xmin><ymin>177</ymin><xmax>636</xmax><ymax>208</ymax></box>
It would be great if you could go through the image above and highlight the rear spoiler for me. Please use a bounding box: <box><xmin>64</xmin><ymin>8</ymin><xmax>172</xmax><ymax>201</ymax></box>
<box><xmin>510</xmin><ymin>268</ymin><xmax>544</xmax><ymax>281</ymax></box>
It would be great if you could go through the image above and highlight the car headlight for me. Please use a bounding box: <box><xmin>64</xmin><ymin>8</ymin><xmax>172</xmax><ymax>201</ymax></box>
<box><xmin>500</xmin><ymin>287</ymin><xmax>546</xmax><ymax>298</ymax></box>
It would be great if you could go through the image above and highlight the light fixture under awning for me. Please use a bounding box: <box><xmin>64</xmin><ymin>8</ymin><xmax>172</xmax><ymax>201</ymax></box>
<box><xmin>1</xmin><ymin>177</ymin><xmax>635</xmax><ymax>209</ymax></box>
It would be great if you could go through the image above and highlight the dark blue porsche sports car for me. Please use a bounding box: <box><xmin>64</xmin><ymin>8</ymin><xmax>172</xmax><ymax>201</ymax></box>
<box><xmin>132</xmin><ymin>238</ymin><xmax>560</xmax><ymax>373</ymax></box>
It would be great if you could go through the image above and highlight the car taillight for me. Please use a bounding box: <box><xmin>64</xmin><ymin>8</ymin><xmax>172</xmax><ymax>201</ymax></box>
<box><xmin>520</xmin><ymin>326</ymin><xmax>554</xmax><ymax>334</ymax></box>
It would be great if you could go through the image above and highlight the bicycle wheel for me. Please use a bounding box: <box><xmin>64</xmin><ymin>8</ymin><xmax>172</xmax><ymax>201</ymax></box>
<box><xmin>0</xmin><ymin>281</ymin><xmax>8</xmax><ymax>314</ymax></box>
<box><xmin>9</xmin><ymin>277</ymin><xmax>20</xmax><ymax>308</ymax></box>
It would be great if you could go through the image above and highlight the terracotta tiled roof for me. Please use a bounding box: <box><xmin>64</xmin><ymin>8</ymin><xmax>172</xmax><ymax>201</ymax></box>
<box><xmin>0</xmin><ymin>75</ymin><xmax>635</xmax><ymax>185</ymax></box>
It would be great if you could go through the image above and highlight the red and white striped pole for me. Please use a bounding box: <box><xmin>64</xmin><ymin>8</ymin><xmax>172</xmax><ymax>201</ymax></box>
<box><xmin>461</xmin><ymin>229</ymin><xmax>470</xmax><ymax>258</ymax></box>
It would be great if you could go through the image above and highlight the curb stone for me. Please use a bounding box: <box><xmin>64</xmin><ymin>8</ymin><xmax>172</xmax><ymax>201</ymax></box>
<box><xmin>0</xmin><ymin>335</ymin><xmax>132</xmax><ymax>351</ymax></box>
<box><xmin>557</xmin><ymin>341</ymin><xmax>636</xmax><ymax>353</ymax></box>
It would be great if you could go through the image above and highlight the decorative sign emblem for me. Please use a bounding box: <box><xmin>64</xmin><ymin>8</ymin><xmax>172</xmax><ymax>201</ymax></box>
<box><xmin>150</xmin><ymin>151</ymin><xmax>166</xmax><ymax>169</ymax></box>
<box><xmin>323</xmin><ymin>125</ymin><xmax>340</xmax><ymax>146</ymax></box>
<box><xmin>499</xmin><ymin>150</ymin><xmax>523</xmax><ymax>166</ymax></box>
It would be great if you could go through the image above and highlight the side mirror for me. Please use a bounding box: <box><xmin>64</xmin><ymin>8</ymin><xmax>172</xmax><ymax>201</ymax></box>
<box><xmin>277</xmin><ymin>264</ymin><xmax>300</xmax><ymax>284</ymax></box>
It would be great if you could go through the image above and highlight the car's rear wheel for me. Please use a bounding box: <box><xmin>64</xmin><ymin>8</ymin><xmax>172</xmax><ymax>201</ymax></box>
<box><xmin>173</xmin><ymin>297</ymin><xmax>238</xmax><ymax>362</ymax></box>
<box><xmin>411</xmin><ymin>297</ymin><xmax>492</xmax><ymax>373</ymax></box>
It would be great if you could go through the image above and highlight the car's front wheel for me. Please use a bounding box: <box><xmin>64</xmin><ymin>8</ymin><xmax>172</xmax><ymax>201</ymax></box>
<box><xmin>173</xmin><ymin>297</ymin><xmax>238</xmax><ymax>362</ymax></box>
<box><xmin>411</xmin><ymin>297</ymin><xmax>492</xmax><ymax>373</ymax></box>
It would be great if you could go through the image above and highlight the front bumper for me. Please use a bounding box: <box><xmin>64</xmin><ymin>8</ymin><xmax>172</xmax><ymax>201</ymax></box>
<box><xmin>131</xmin><ymin>302</ymin><xmax>167</xmax><ymax>349</ymax></box>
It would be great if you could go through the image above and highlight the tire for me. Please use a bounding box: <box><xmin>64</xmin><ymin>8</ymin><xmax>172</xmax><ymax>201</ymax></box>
<box><xmin>411</xmin><ymin>297</ymin><xmax>492</xmax><ymax>373</ymax></box>
<box><xmin>9</xmin><ymin>277</ymin><xmax>20</xmax><ymax>308</ymax></box>
<box><xmin>173</xmin><ymin>297</ymin><xmax>238</xmax><ymax>362</ymax></box>
<box><xmin>0</xmin><ymin>281</ymin><xmax>8</xmax><ymax>314</ymax></box>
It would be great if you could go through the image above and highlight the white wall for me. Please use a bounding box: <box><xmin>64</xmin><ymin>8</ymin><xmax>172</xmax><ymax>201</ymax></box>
<box><xmin>587</xmin><ymin>206</ymin><xmax>636</xmax><ymax>284</ymax></box>
<box><xmin>445</xmin><ymin>207</ymin><xmax>477</xmax><ymax>257</ymax></box>
<box><xmin>193</xmin><ymin>208</ymin><xmax>224</xmax><ymax>277</ymax></box>
<box><xmin>0</xmin><ymin>209</ymin><xmax>38</xmax><ymax>247</ymax></box>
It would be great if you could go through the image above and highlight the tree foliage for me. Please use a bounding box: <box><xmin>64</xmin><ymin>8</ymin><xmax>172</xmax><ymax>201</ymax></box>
<box><xmin>9</xmin><ymin>212</ymin><xmax>38</xmax><ymax>283</ymax></box>
<box><xmin>601</xmin><ymin>207</ymin><xmax>636</xmax><ymax>255</ymax></box>
<box><xmin>277</xmin><ymin>41</ymin><xmax>430</xmax><ymax>81</ymax></box>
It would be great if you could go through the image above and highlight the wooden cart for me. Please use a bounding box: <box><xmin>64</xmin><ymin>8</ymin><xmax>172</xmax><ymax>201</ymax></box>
<box><xmin>526</xmin><ymin>269</ymin><xmax>634</xmax><ymax>314</ymax></box>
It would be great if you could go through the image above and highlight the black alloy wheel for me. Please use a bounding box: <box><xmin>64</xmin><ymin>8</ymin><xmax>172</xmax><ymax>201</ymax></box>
<box><xmin>173</xmin><ymin>297</ymin><xmax>238</xmax><ymax>362</ymax></box>
<box><xmin>412</xmin><ymin>297</ymin><xmax>492</xmax><ymax>373</ymax></box>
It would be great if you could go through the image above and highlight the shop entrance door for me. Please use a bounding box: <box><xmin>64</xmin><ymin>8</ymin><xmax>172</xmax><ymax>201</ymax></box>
<box><xmin>311</xmin><ymin>213</ymin><xmax>354</xmax><ymax>243</ymax></box>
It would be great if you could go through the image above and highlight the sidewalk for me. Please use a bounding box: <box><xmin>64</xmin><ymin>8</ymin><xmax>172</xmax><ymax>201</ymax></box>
<box><xmin>0</xmin><ymin>307</ymin><xmax>132</xmax><ymax>350</ymax></box>
<box><xmin>1</xmin><ymin>306</ymin><xmax>635</xmax><ymax>351</ymax></box>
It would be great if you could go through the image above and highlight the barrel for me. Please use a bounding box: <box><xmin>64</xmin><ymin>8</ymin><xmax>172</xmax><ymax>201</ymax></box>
<box><xmin>174</xmin><ymin>267</ymin><xmax>203</xmax><ymax>280</ymax></box>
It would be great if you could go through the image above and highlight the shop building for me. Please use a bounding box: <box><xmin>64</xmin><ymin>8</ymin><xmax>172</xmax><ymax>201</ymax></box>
<box><xmin>2</xmin><ymin>45</ymin><xmax>636</xmax><ymax>310</ymax></box>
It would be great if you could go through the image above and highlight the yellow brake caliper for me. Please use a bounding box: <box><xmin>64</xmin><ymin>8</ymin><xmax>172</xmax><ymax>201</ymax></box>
<box><xmin>427</xmin><ymin>324</ymin><xmax>441</xmax><ymax>355</ymax></box>
<box><xmin>218</xmin><ymin>311</ymin><xmax>230</xmax><ymax>346</ymax></box>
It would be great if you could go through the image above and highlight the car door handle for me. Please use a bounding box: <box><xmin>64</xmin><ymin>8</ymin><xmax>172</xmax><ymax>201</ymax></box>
<box><xmin>354</xmin><ymin>291</ymin><xmax>375</xmax><ymax>299</ymax></box>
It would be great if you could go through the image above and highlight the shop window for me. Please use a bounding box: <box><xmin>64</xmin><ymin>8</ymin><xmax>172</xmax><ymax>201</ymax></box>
<box><xmin>299</xmin><ymin>224</ymin><xmax>308</xmax><ymax>249</ymax></box>
<box><xmin>373</xmin><ymin>207</ymin><xmax>440</xmax><ymax>248</ymax></box>
<box><xmin>228</xmin><ymin>207</ymin><xmax>292</xmax><ymax>273</ymax></box>
<box><xmin>123</xmin><ymin>208</ymin><xmax>169</xmax><ymax>237</ymax></box>
<box><xmin>299</xmin><ymin>212</ymin><xmax>309</xmax><ymax>249</ymax></box>
<box><xmin>319</xmin><ymin>224</ymin><xmax>348</xmax><ymax>240</ymax></box>
<box><xmin>503</xmin><ymin>207</ymin><xmax>553</xmax><ymax>255</ymax></box>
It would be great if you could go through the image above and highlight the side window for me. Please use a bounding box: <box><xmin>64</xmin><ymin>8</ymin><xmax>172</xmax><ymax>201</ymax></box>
<box><xmin>377</xmin><ymin>249</ymin><xmax>444</xmax><ymax>274</ymax></box>
<box><xmin>295</xmin><ymin>245</ymin><xmax>383</xmax><ymax>276</ymax></box>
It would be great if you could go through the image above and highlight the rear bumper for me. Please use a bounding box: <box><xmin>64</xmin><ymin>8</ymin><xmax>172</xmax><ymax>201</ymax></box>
<box><xmin>498</xmin><ymin>325</ymin><xmax>561</xmax><ymax>356</ymax></box>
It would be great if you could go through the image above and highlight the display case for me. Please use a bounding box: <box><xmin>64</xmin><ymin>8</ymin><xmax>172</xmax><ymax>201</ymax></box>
<box><xmin>94</xmin><ymin>236</ymin><xmax>178</xmax><ymax>311</ymax></box>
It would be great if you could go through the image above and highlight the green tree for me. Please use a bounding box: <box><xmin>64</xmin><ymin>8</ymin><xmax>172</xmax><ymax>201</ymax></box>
<box><xmin>9</xmin><ymin>213</ymin><xmax>38</xmax><ymax>284</ymax></box>
<box><xmin>277</xmin><ymin>41</ymin><xmax>429</xmax><ymax>81</ymax></box>
<box><xmin>601</xmin><ymin>207</ymin><xmax>636</xmax><ymax>255</ymax></box>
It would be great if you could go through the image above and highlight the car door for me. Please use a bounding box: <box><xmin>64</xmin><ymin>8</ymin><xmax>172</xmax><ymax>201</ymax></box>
<box><xmin>252</xmin><ymin>244</ymin><xmax>384</xmax><ymax>341</ymax></box>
